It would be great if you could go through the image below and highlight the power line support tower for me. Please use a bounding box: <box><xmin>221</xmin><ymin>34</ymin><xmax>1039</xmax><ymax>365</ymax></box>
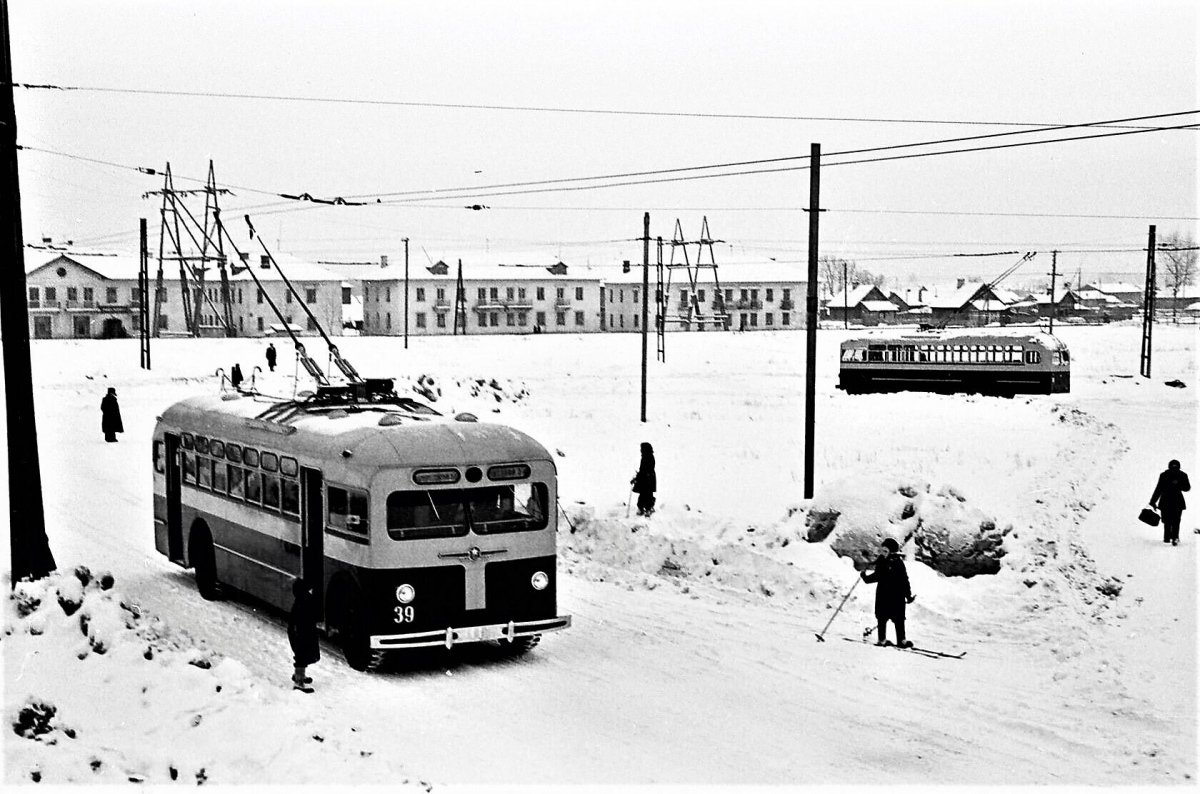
<box><xmin>661</xmin><ymin>217</ymin><xmax>727</xmax><ymax>332</ymax></box>
<box><xmin>147</xmin><ymin>162</ymin><xmax>234</xmax><ymax>337</ymax></box>
<box><xmin>803</xmin><ymin>143</ymin><xmax>823</xmax><ymax>500</ymax></box>
<box><xmin>655</xmin><ymin>236</ymin><xmax>666</xmax><ymax>361</ymax></box>
<box><xmin>640</xmin><ymin>212</ymin><xmax>649</xmax><ymax>422</ymax></box>
<box><xmin>1139</xmin><ymin>225</ymin><xmax>1156</xmax><ymax>378</ymax></box>
<box><xmin>139</xmin><ymin>218</ymin><xmax>150</xmax><ymax>368</ymax></box>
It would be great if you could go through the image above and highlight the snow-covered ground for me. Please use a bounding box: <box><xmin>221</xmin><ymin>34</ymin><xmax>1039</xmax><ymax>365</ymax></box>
<box><xmin>2</xmin><ymin>322</ymin><xmax>1196</xmax><ymax>786</ymax></box>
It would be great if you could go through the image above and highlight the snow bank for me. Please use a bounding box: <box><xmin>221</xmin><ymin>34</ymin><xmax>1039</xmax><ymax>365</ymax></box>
<box><xmin>3</xmin><ymin>570</ymin><xmax>428</xmax><ymax>787</ymax></box>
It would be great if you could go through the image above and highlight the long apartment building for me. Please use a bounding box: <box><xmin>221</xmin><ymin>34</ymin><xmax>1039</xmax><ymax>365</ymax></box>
<box><xmin>25</xmin><ymin>252</ymin><xmax>346</xmax><ymax>339</ymax></box>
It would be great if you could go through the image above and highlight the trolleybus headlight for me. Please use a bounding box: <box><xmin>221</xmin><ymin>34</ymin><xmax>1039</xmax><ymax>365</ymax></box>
<box><xmin>395</xmin><ymin>584</ymin><xmax>416</xmax><ymax>604</ymax></box>
<box><xmin>531</xmin><ymin>571</ymin><xmax>549</xmax><ymax>591</ymax></box>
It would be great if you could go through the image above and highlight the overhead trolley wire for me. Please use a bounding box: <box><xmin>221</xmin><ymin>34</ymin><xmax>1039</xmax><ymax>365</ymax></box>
<box><xmin>15</xmin><ymin>82</ymin><xmax>1197</xmax><ymax>131</ymax></box>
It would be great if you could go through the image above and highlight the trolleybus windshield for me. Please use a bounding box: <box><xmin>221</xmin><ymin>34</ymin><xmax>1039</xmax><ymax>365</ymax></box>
<box><xmin>386</xmin><ymin>483</ymin><xmax>549</xmax><ymax>540</ymax></box>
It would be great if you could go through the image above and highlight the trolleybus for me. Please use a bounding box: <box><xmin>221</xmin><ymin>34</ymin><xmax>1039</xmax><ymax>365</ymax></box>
<box><xmin>837</xmin><ymin>329</ymin><xmax>1070</xmax><ymax>396</ymax></box>
<box><xmin>151</xmin><ymin>379</ymin><xmax>571</xmax><ymax>671</ymax></box>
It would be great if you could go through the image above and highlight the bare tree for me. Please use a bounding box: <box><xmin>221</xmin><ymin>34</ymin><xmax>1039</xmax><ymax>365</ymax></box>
<box><xmin>817</xmin><ymin>255</ymin><xmax>855</xmax><ymax>298</ymax></box>
<box><xmin>1159</xmin><ymin>232</ymin><xmax>1197</xmax><ymax>323</ymax></box>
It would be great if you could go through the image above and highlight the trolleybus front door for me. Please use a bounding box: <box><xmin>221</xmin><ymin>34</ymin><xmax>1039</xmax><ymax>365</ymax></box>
<box><xmin>301</xmin><ymin>467</ymin><xmax>325</xmax><ymax>621</ymax></box>
<box><xmin>165</xmin><ymin>433</ymin><xmax>184</xmax><ymax>564</ymax></box>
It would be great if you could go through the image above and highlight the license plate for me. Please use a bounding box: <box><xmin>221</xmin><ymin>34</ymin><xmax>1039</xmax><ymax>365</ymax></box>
<box><xmin>454</xmin><ymin>625</ymin><xmax>502</xmax><ymax>643</ymax></box>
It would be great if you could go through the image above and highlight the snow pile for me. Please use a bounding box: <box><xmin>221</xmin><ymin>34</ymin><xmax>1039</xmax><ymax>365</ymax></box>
<box><xmin>400</xmin><ymin>372</ymin><xmax>529</xmax><ymax>414</ymax></box>
<box><xmin>3</xmin><ymin>570</ymin><xmax>426</xmax><ymax>787</ymax></box>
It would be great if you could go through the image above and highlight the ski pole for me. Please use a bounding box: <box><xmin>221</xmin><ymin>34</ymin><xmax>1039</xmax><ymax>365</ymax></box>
<box><xmin>815</xmin><ymin>576</ymin><xmax>861</xmax><ymax>642</ymax></box>
<box><xmin>625</xmin><ymin>490</ymin><xmax>634</xmax><ymax>518</ymax></box>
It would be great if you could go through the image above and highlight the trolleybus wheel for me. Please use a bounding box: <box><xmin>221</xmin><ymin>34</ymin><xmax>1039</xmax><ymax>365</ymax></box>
<box><xmin>337</xmin><ymin>590</ymin><xmax>383</xmax><ymax>672</ymax></box>
<box><xmin>189</xmin><ymin>527</ymin><xmax>222</xmax><ymax>601</ymax></box>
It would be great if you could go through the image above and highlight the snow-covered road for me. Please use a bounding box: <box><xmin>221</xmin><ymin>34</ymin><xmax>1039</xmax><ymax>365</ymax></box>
<box><xmin>4</xmin><ymin>325</ymin><xmax>1195</xmax><ymax>785</ymax></box>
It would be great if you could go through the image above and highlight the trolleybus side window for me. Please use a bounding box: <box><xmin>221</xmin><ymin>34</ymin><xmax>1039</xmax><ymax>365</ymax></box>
<box><xmin>469</xmin><ymin>483</ymin><xmax>548</xmax><ymax>534</ymax></box>
<box><xmin>243</xmin><ymin>448</ymin><xmax>259</xmax><ymax>467</ymax></box>
<box><xmin>182</xmin><ymin>433</ymin><xmax>193</xmax><ymax>450</ymax></box>
<box><xmin>182</xmin><ymin>451</ymin><xmax>196</xmax><ymax>484</ymax></box>
<box><xmin>328</xmin><ymin>486</ymin><xmax>369</xmax><ymax>536</ymax></box>
<box><xmin>210</xmin><ymin>440</ymin><xmax>225</xmax><ymax>458</ymax></box>
<box><xmin>212</xmin><ymin>455</ymin><xmax>228</xmax><ymax>492</ymax></box>
<box><xmin>226</xmin><ymin>444</ymin><xmax>242</xmax><ymax>463</ymax></box>
<box><xmin>1024</xmin><ymin>350</ymin><xmax>1042</xmax><ymax>364</ymax></box>
<box><xmin>196</xmin><ymin>455</ymin><xmax>212</xmax><ymax>489</ymax></box>
<box><xmin>228</xmin><ymin>464</ymin><xmax>245</xmax><ymax>499</ymax></box>
<box><xmin>867</xmin><ymin>345</ymin><xmax>884</xmax><ymax>362</ymax></box>
<box><xmin>262</xmin><ymin>452</ymin><xmax>279</xmax><ymax>472</ymax></box>
<box><xmin>153</xmin><ymin>440</ymin><xmax>165</xmax><ymax>474</ymax></box>
<box><xmin>245</xmin><ymin>469</ymin><xmax>263</xmax><ymax>505</ymax></box>
<box><xmin>281</xmin><ymin>477</ymin><xmax>300</xmax><ymax>517</ymax></box>
<box><xmin>263</xmin><ymin>472</ymin><xmax>281</xmax><ymax>510</ymax></box>
<box><xmin>281</xmin><ymin>456</ymin><xmax>298</xmax><ymax>477</ymax></box>
<box><xmin>387</xmin><ymin>490</ymin><xmax>469</xmax><ymax>540</ymax></box>
<box><xmin>195</xmin><ymin>436</ymin><xmax>209</xmax><ymax>454</ymax></box>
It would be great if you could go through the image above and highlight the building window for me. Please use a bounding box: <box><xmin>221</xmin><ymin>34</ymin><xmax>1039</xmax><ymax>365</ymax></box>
<box><xmin>285</xmin><ymin>291</ymin><xmax>293</xmax><ymax>304</ymax></box>
<box><xmin>575</xmin><ymin>287</ymin><xmax>584</xmax><ymax>300</ymax></box>
<box><xmin>634</xmin><ymin>314</ymin><xmax>639</xmax><ymax>328</ymax></box>
<box><xmin>609</xmin><ymin>314</ymin><xmax>614</xmax><ymax>327</ymax></box>
<box><xmin>517</xmin><ymin>312</ymin><xmax>527</xmax><ymax>326</ymax></box>
<box><xmin>307</xmin><ymin>316</ymin><xmax>318</xmax><ymax>331</ymax></box>
<box><xmin>306</xmin><ymin>287</ymin><xmax>317</xmax><ymax>303</ymax></box>
<box><xmin>751</xmin><ymin>289</ymin><xmax>759</xmax><ymax>301</ymax></box>
<box><xmin>556</xmin><ymin>311</ymin><xmax>566</xmax><ymax>326</ymax></box>
<box><xmin>436</xmin><ymin>287</ymin><xmax>445</xmax><ymax>302</ymax></box>
<box><xmin>416</xmin><ymin>313</ymin><xmax>427</xmax><ymax>328</ymax></box>
<box><xmin>416</xmin><ymin>288</ymin><xmax>426</xmax><ymax>302</ymax></box>
<box><xmin>766</xmin><ymin>288</ymin><xmax>774</xmax><ymax>302</ymax></box>
<box><xmin>750</xmin><ymin>314</ymin><xmax>758</xmax><ymax>327</ymax></box>
<box><xmin>105</xmin><ymin>287</ymin><xmax>117</xmax><ymax>303</ymax></box>
<box><xmin>478</xmin><ymin>313</ymin><xmax>487</xmax><ymax>327</ymax></box>
<box><xmin>436</xmin><ymin>313</ymin><xmax>446</xmax><ymax>328</ymax></box>
<box><xmin>782</xmin><ymin>313</ymin><xmax>790</xmax><ymax>326</ymax></box>
<box><xmin>619</xmin><ymin>315</ymin><xmax>625</xmax><ymax>328</ymax></box>
<box><xmin>45</xmin><ymin>287</ymin><xmax>56</xmax><ymax>302</ymax></box>
<box><xmin>257</xmin><ymin>289</ymin><xmax>264</xmax><ymax>304</ymax></box>
<box><xmin>609</xmin><ymin>289</ymin><xmax>614</xmax><ymax>303</ymax></box>
<box><xmin>574</xmin><ymin>311</ymin><xmax>585</xmax><ymax>326</ymax></box>
<box><xmin>257</xmin><ymin>317</ymin><xmax>264</xmax><ymax>331</ymax></box>
<box><xmin>67</xmin><ymin>287</ymin><xmax>78</xmax><ymax>301</ymax></box>
<box><xmin>478</xmin><ymin>287</ymin><xmax>487</xmax><ymax>301</ymax></box>
<box><xmin>28</xmin><ymin>287</ymin><xmax>38</xmax><ymax>301</ymax></box>
<box><xmin>159</xmin><ymin>316</ymin><xmax>170</xmax><ymax>330</ymax></box>
<box><xmin>698</xmin><ymin>289</ymin><xmax>705</xmax><ymax>303</ymax></box>
<box><xmin>506</xmin><ymin>287</ymin><xmax>514</xmax><ymax>301</ymax></box>
<box><xmin>537</xmin><ymin>287</ymin><xmax>545</xmax><ymax>300</ymax></box>
<box><xmin>536</xmin><ymin>311</ymin><xmax>546</xmax><ymax>326</ymax></box>
<box><xmin>765</xmin><ymin>313</ymin><xmax>774</xmax><ymax>326</ymax></box>
<box><xmin>740</xmin><ymin>289</ymin><xmax>748</xmax><ymax>301</ymax></box>
<box><xmin>131</xmin><ymin>287</ymin><xmax>141</xmax><ymax>304</ymax></box>
<box><xmin>386</xmin><ymin>313</ymin><xmax>392</xmax><ymax>330</ymax></box>
<box><xmin>490</xmin><ymin>287</ymin><xmax>499</xmax><ymax>301</ymax></box>
<box><xmin>342</xmin><ymin>286</ymin><xmax>351</xmax><ymax>304</ymax></box>
<box><xmin>557</xmin><ymin>287</ymin><xmax>565</xmax><ymax>301</ymax></box>
<box><xmin>633</xmin><ymin>289</ymin><xmax>639</xmax><ymax>303</ymax></box>
<box><xmin>506</xmin><ymin>313</ymin><xmax>515</xmax><ymax>327</ymax></box>
<box><xmin>783</xmin><ymin>289</ymin><xmax>791</xmax><ymax>301</ymax></box>
<box><xmin>386</xmin><ymin>288</ymin><xmax>391</xmax><ymax>302</ymax></box>
<box><xmin>518</xmin><ymin>287</ymin><xmax>526</xmax><ymax>301</ymax></box>
<box><xmin>83</xmin><ymin>287</ymin><xmax>94</xmax><ymax>303</ymax></box>
<box><xmin>679</xmin><ymin>290</ymin><xmax>687</xmax><ymax>303</ymax></box>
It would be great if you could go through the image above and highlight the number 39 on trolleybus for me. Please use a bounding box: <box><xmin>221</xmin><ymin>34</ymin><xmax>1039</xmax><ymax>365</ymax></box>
<box><xmin>151</xmin><ymin>379</ymin><xmax>571</xmax><ymax>671</ymax></box>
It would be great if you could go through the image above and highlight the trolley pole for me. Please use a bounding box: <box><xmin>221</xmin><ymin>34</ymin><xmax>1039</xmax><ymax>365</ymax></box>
<box><xmin>1</xmin><ymin>0</ymin><xmax>55</xmax><ymax>583</ymax></box>
<box><xmin>1048</xmin><ymin>250</ymin><xmax>1057</xmax><ymax>335</ymax></box>
<box><xmin>403</xmin><ymin>237</ymin><xmax>409</xmax><ymax>349</ymax></box>
<box><xmin>641</xmin><ymin>212</ymin><xmax>650</xmax><ymax>422</ymax></box>
<box><xmin>803</xmin><ymin>143</ymin><xmax>822</xmax><ymax>500</ymax></box>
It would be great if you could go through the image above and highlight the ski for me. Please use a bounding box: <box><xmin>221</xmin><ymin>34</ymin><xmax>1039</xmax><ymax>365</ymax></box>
<box><xmin>842</xmin><ymin>637</ymin><xmax>965</xmax><ymax>659</ymax></box>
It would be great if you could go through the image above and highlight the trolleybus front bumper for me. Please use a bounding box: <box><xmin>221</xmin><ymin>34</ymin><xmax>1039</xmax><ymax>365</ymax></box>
<box><xmin>370</xmin><ymin>615</ymin><xmax>572</xmax><ymax>650</ymax></box>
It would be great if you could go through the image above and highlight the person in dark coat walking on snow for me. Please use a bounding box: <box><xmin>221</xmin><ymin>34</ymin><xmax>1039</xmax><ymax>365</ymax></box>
<box><xmin>631</xmin><ymin>442</ymin><xmax>657</xmax><ymax>516</ymax></box>
<box><xmin>861</xmin><ymin>538</ymin><xmax>915</xmax><ymax>647</ymax></box>
<box><xmin>229</xmin><ymin>363</ymin><xmax>244</xmax><ymax>389</ymax></box>
<box><xmin>100</xmin><ymin>387</ymin><xmax>124</xmax><ymax>443</ymax></box>
<box><xmin>1150</xmin><ymin>459</ymin><xmax>1191</xmax><ymax>546</ymax></box>
<box><xmin>288</xmin><ymin>578</ymin><xmax>320</xmax><ymax>692</ymax></box>
<box><xmin>265</xmin><ymin>343</ymin><xmax>277</xmax><ymax>372</ymax></box>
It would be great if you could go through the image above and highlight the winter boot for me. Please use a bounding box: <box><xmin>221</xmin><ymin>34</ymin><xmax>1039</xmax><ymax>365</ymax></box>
<box><xmin>898</xmin><ymin>640</ymin><xmax>914</xmax><ymax>649</ymax></box>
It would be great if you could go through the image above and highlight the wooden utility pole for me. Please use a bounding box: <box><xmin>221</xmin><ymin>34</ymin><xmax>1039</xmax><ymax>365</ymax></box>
<box><xmin>842</xmin><ymin>260</ymin><xmax>848</xmax><ymax>330</ymax></box>
<box><xmin>1139</xmin><ymin>225</ymin><xmax>1156</xmax><ymax>378</ymax></box>
<box><xmin>403</xmin><ymin>238</ymin><xmax>409</xmax><ymax>349</ymax></box>
<box><xmin>1048</xmin><ymin>250</ymin><xmax>1058</xmax><ymax>335</ymax></box>
<box><xmin>1</xmin><ymin>0</ymin><xmax>55</xmax><ymax>583</ymax></box>
<box><xmin>803</xmin><ymin>143</ymin><xmax>822</xmax><ymax>500</ymax></box>
<box><xmin>139</xmin><ymin>218</ymin><xmax>150</xmax><ymax>368</ymax></box>
<box><xmin>640</xmin><ymin>212</ymin><xmax>649</xmax><ymax>422</ymax></box>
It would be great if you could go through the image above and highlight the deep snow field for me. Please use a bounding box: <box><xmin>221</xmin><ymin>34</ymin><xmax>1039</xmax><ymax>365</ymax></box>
<box><xmin>2</xmin><ymin>322</ymin><xmax>1196</xmax><ymax>788</ymax></box>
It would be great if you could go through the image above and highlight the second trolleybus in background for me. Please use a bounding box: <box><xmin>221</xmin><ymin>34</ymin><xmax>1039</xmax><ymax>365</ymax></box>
<box><xmin>151</xmin><ymin>378</ymin><xmax>571</xmax><ymax>671</ymax></box>
<box><xmin>837</xmin><ymin>329</ymin><xmax>1071</xmax><ymax>396</ymax></box>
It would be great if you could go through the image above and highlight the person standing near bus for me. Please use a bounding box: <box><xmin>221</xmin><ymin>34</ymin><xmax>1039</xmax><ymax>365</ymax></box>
<box><xmin>266</xmin><ymin>343</ymin><xmax>277</xmax><ymax>372</ymax></box>
<box><xmin>1150</xmin><ymin>459</ymin><xmax>1191</xmax><ymax>546</ymax></box>
<box><xmin>229</xmin><ymin>363</ymin><xmax>244</xmax><ymax>390</ymax></box>
<box><xmin>861</xmin><ymin>538</ymin><xmax>916</xmax><ymax>647</ymax></box>
<box><xmin>288</xmin><ymin>578</ymin><xmax>320</xmax><ymax>693</ymax></box>
<box><xmin>631</xmin><ymin>442</ymin><xmax>656</xmax><ymax>517</ymax></box>
<box><xmin>100</xmin><ymin>387</ymin><xmax>124</xmax><ymax>443</ymax></box>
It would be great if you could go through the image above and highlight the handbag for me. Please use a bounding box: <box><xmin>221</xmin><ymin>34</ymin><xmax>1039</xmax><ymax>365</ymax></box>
<box><xmin>1139</xmin><ymin>507</ymin><xmax>1161</xmax><ymax>527</ymax></box>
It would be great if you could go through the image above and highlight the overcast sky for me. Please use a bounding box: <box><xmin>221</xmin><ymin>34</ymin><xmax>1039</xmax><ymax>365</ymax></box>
<box><xmin>10</xmin><ymin>0</ymin><xmax>1198</xmax><ymax>287</ymax></box>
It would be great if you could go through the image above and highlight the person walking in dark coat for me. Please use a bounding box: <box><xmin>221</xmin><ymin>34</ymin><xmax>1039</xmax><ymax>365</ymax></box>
<box><xmin>1150</xmin><ymin>459</ymin><xmax>1191</xmax><ymax>546</ymax></box>
<box><xmin>100</xmin><ymin>387</ymin><xmax>124</xmax><ymax>443</ymax></box>
<box><xmin>265</xmin><ymin>343</ymin><xmax>277</xmax><ymax>372</ymax></box>
<box><xmin>288</xmin><ymin>578</ymin><xmax>320</xmax><ymax>693</ymax></box>
<box><xmin>229</xmin><ymin>363</ymin><xmax>244</xmax><ymax>389</ymax></box>
<box><xmin>630</xmin><ymin>442</ymin><xmax>657</xmax><ymax>517</ymax></box>
<box><xmin>861</xmin><ymin>538</ymin><xmax>916</xmax><ymax>647</ymax></box>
